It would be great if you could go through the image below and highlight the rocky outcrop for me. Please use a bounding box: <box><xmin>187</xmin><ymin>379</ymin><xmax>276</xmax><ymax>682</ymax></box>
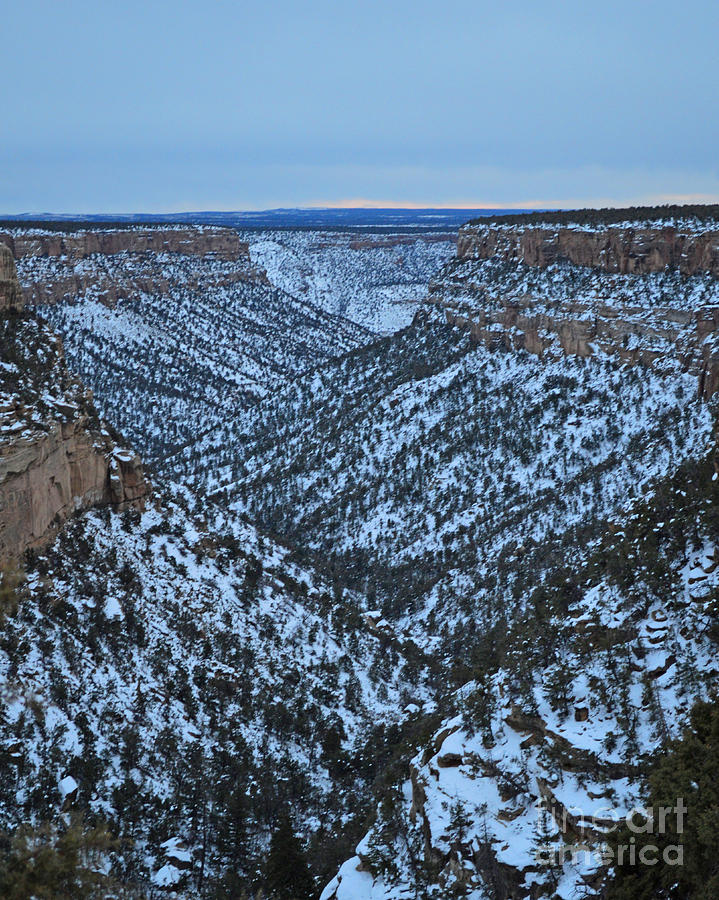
<box><xmin>0</xmin><ymin>416</ymin><xmax>148</xmax><ymax>563</ymax></box>
<box><xmin>457</xmin><ymin>223</ymin><xmax>719</xmax><ymax>277</ymax></box>
<box><xmin>428</xmin><ymin>219</ymin><xmax>719</xmax><ymax>398</ymax></box>
<box><xmin>0</xmin><ymin>243</ymin><xmax>22</xmax><ymax>312</ymax></box>
<box><xmin>18</xmin><ymin>261</ymin><xmax>266</xmax><ymax>308</ymax></box>
<box><xmin>0</xmin><ymin>249</ymin><xmax>149</xmax><ymax>562</ymax></box>
<box><xmin>0</xmin><ymin>226</ymin><xmax>249</xmax><ymax>262</ymax></box>
<box><xmin>426</xmin><ymin>295</ymin><xmax>719</xmax><ymax>399</ymax></box>
<box><xmin>0</xmin><ymin>226</ymin><xmax>261</xmax><ymax>307</ymax></box>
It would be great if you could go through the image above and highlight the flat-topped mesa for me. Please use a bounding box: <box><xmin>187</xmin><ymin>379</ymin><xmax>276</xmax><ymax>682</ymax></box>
<box><xmin>427</xmin><ymin>216</ymin><xmax>719</xmax><ymax>398</ymax></box>
<box><xmin>0</xmin><ymin>243</ymin><xmax>23</xmax><ymax>312</ymax></box>
<box><xmin>0</xmin><ymin>249</ymin><xmax>149</xmax><ymax>563</ymax></box>
<box><xmin>456</xmin><ymin>222</ymin><xmax>719</xmax><ymax>276</ymax></box>
<box><xmin>0</xmin><ymin>225</ymin><xmax>249</xmax><ymax>262</ymax></box>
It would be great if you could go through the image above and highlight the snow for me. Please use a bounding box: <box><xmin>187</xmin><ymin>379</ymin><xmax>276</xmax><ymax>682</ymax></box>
<box><xmin>104</xmin><ymin>595</ymin><xmax>123</xmax><ymax>619</ymax></box>
<box><xmin>58</xmin><ymin>775</ymin><xmax>78</xmax><ymax>800</ymax></box>
<box><xmin>321</xmin><ymin>858</ymin><xmax>385</xmax><ymax>900</ymax></box>
<box><xmin>152</xmin><ymin>864</ymin><xmax>183</xmax><ymax>887</ymax></box>
<box><xmin>5</xmin><ymin>216</ymin><xmax>719</xmax><ymax>899</ymax></box>
<box><xmin>245</xmin><ymin>230</ymin><xmax>455</xmax><ymax>335</ymax></box>
<box><xmin>160</xmin><ymin>837</ymin><xmax>192</xmax><ymax>864</ymax></box>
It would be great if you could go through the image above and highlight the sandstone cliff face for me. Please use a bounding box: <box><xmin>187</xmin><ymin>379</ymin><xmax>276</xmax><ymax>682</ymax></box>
<box><xmin>0</xmin><ymin>418</ymin><xmax>147</xmax><ymax>562</ymax></box>
<box><xmin>0</xmin><ymin>243</ymin><xmax>22</xmax><ymax>312</ymax></box>
<box><xmin>0</xmin><ymin>251</ymin><xmax>148</xmax><ymax>562</ymax></box>
<box><xmin>0</xmin><ymin>226</ymin><xmax>260</xmax><ymax>307</ymax></box>
<box><xmin>0</xmin><ymin>226</ymin><xmax>249</xmax><ymax>262</ymax></box>
<box><xmin>429</xmin><ymin>220</ymin><xmax>719</xmax><ymax>399</ymax></box>
<box><xmin>427</xmin><ymin>296</ymin><xmax>719</xmax><ymax>399</ymax></box>
<box><xmin>456</xmin><ymin>222</ymin><xmax>719</xmax><ymax>277</ymax></box>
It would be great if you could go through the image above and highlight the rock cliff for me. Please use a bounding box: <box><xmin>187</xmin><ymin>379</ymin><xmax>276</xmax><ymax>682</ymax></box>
<box><xmin>0</xmin><ymin>225</ymin><xmax>249</xmax><ymax>262</ymax></box>
<box><xmin>428</xmin><ymin>217</ymin><xmax>719</xmax><ymax>398</ymax></box>
<box><xmin>456</xmin><ymin>221</ymin><xmax>719</xmax><ymax>276</ymax></box>
<box><xmin>0</xmin><ymin>417</ymin><xmax>148</xmax><ymax>562</ymax></box>
<box><xmin>0</xmin><ymin>226</ymin><xmax>259</xmax><ymax>307</ymax></box>
<box><xmin>0</xmin><ymin>243</ymin><xmax>22</xmax><ymax>312</ymax></box>
<box><xmin>0</xmin><ymin>250</ymin><xmax>148</xmax><ymax>562</ymax></box>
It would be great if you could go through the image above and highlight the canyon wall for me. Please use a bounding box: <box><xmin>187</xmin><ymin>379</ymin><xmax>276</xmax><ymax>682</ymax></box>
<box><xmin>0</xmin><ymin>226</ymin><xmax>260</xmax><ymax>307</ymax></box>
<box><xmin>0</xmin><ymin>249</ymin><xmax>149</xmax><ymax>563</ymax></box>
<box><xmin>456</xmin><ymin>223</ymin><xmax>719</xmax><ymax>277</ymax></box>
<box><xmin>427</xmin><ymin>296</ymin><xmax>719</xmax><ymax>399</ymax></box>
<box><xmin>0</xmin><ymin>226</ymin><xmax>249</xmax><ymax>262</ymax></box>
<box><xmin>0</xmin><ymin>418</ymin><xmax>148</xmax><ymax>563</ymax></box>
<box><xmin>429</xmin><ymin>220</ymin><xmax>719</xmax><ymax>398</ymax></box>
<box><xmin>0</xmin><ymin>243</ymin><xmax>22</xmax><ymax>312</ymax></box>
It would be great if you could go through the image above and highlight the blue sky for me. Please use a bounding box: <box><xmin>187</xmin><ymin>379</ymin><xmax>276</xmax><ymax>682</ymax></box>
<box><xmin>2</xmin><ymin>0</ymin><xmax>718</xmax><ymax>213</ymax></box>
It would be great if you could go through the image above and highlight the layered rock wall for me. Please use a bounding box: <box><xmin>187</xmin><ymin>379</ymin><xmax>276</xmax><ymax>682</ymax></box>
<box><xmin>427</xmin><ymin>296</ymin><xmax>719</xmax><ymax>398</ymax></box>
<box><xmin>0</xmin><ymin>249</ymin><xmax>149</xmax><ymax>563</ymax></box>
<box><xmin>0</xmin><ymin>226</ymin><xmax>249</xmax><ymax>262</ymax></box>
<box><xmin>0</xmin><ymin>243</ymin><xmax>22</xmax><ymax>312</ymax></box>
<box><xmin>0</xmin><ymin>419</ymin><xmax>148</xmax><ymax>563</ymax></box>
<box><xmin>429</xmin><ymin>220</ymin><xmax>719</xmax><ymax>398</ymax></box>
<box><xmin>0</xmin><ymin>226</ymin><xmax>262</xmax><ymax>307</ymax></box>
<box><xmin>456</xmin><ymin>223</ymin><xmax>719</xmax><ymax>276</ymax></box>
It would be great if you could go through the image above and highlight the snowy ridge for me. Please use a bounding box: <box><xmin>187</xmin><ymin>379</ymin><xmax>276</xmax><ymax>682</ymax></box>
<box><xmin>25</xmin><ymin>247</ymin><xmax>369</xmax><ymax>465</ymax></box>
<box><xmin>183</xmin><ymin>317</ymin><xmax>711</xmax><ymax>653</ymax></box>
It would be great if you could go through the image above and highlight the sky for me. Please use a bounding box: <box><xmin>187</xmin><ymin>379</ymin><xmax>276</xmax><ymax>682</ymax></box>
<box><xmin>2</xmin><ymin>0</ymin><xmax>718</xmax><ymax>213</ymax></box>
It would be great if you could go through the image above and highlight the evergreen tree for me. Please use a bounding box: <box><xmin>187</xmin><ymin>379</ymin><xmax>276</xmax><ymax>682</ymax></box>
<box><xmin>608</xmin><ymin>698</ymin><xmax>719</xmax><ymax>900</ymax></box>
<box><xmin>532</xmin><ymin>804</ymin><xmax>561</xmax><ymax>893</ymax></box>
<box><xmin>0</xmin><ymin>815</ymin><xmax>124</xmax><ymax>899</ymax></box>
<box><xmin>264</xmin><ymin>812</ymin><xmax>314</xmax><ymax>900</ymax></box>
<box><xmin>448</xmin><ymin>800</ymin><xmax>473</xmax><ymax>846</ymax></box>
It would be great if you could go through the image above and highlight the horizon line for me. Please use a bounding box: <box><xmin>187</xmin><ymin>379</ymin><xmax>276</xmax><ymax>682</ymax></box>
<box><xmin>2</xmin><ymin>204</ymin><xmax>533</xmax><ymax>218</ymax></box>
<box><xmin>4</xmin><ymin>194</ymin><xmax>719</xmax><ymax>218</ymax></box>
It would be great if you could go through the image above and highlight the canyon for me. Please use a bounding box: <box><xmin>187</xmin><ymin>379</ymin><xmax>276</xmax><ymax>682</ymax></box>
<box><xmin>2</xmin><ymin>210</ymin><xmax>719</xmax><ymax>899</ymax></box>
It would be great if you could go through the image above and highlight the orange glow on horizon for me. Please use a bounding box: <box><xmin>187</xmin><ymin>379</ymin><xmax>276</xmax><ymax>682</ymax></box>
<box><xmin>307</xmin><ymin>198</ymin><xmax>540</xmax><ymax>210</ymax></box>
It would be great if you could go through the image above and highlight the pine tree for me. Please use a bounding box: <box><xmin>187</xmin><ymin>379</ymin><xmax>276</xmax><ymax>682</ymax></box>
<box><xmin>532</xmin><ymin>803</ymin><xmax>561</xmax><ymax>893</ymax></box>
<box><xmin>0</xmin><ymin>814</ymin><xmax>124</xmax><ymax>899</ymax></box>
<box><xmin>448</xmin><ymin>800</ymin><xmax>473</xmax><ymax>846</ymax></box>
<box><xmin>264</xmin><ymin>812</ymin><xmax>314</xmax><ymax>900</ymax></box>
<box><xmin>607</xmin><ymin>698</ymin><xmax>719</xmax><ymax>900</ymax></box>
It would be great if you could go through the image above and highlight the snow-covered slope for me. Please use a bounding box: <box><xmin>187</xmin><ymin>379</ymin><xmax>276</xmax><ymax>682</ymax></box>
<box><xmin>322</xmin><ymin>451</ymin><xmax>719</xmax><ymax>899</ymax></box>
<box><xmin>181</xmin><ymin>314</ymin><xmax>711</xmax><ymax>655</ymax></box>
<box><xmin>0</xmin><ymin>483</ymin><xmax>430</xmax><ymax>894</ymax></box>
<box><xmin>245</xmin><ymin>230</ymin><xmax>456</xmax><ymax>334</ymax></box>
<box><xmin>22</xmin><ymin>245</ymin><xmax>369</xmax><ymax>466</ymax></box>
<box><xmin>16</xmin><ymin>227</ymin><xmax>453</xmax><ymax>470</ymax></box>
<box><xmin>5</xmin><ymin>212</ymin><xmax>719</xmax><ymax>899</ymax></box>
